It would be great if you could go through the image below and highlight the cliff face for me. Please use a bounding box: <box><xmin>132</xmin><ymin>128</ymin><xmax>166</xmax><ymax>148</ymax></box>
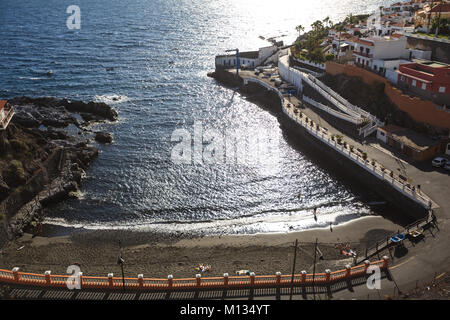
<box><xmin>0</xmin><ymin>97</ymin><xmax>117</xmax><ymax>242</ymax></box>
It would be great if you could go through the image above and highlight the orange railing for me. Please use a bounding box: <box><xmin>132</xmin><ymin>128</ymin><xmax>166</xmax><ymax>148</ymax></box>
<box><xmin>0</xmin><ymin>258</ymin><xmax>389</xmax><ymax>291</ymax></box>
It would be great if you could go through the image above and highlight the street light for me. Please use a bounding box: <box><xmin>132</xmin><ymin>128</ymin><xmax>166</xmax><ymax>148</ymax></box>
<box><xmin>225</xmin><ymin>48</ymin><xmax>239</xmax><ymax>77</ymax></box>
<box><xmin>117</xmin><ymin>240</ymin><xmax>125</xmax><ymax>292</ymax></box>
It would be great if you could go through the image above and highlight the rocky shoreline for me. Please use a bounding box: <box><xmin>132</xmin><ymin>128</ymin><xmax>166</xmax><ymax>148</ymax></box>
<box><xmin>0</xmin><ymin>97</ymin><xmax>118</xmax><ymax>245</ymax></box>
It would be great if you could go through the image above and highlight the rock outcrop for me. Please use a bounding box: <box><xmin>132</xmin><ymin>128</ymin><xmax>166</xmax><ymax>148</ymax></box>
<box><xmin>95</xmin><ymin>131</ymin><xmax>113</xmax><ymax>144</ymax></box>
<box><xmin>0</xmin><ymin>97</ymin><xmax>118</xmax><ymax>242</ymax></box>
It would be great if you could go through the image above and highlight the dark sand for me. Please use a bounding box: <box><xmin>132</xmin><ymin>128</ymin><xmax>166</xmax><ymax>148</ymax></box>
<box><xmin>0</xmin><ymin>216</ymin><xmax>400</xmax><ymax>279</ymax></box>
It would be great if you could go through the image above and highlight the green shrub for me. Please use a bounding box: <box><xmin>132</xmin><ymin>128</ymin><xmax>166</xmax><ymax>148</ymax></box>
<box><xmin>7</xmin><ymin>160</ymin><xmax>25</xmax><ymax>184</ymax></box>
<box><xmin>325</xmin><ymin>54</ymin><xmax>334</xmax><ymax>61</ymax></box>
<box><xmin>9</xmin><ymin>139</ymin><xmax>29</xmax><ymax>153</ymax></box>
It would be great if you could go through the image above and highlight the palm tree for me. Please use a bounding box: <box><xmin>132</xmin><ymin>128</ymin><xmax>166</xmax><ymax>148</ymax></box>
<box><xmin>345</xmin><ymin>13</ymin><xmax>354</xmax><ymax>24</ymax></box>
<box><xmin>296</xmin><ymin>24</ymin><xmax>305</xmax><ymax>38</ymax></box>
<box><xmin>311</xmin><ymin>20</ymin><xmax>324</xmax><ymax>36</ymax></box>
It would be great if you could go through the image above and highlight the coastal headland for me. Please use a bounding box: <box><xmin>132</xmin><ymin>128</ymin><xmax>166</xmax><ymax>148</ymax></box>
<box><xmin>0</xmin><ymin>97</ymin><xmax>117</xmax><ymax>245</ymax></box>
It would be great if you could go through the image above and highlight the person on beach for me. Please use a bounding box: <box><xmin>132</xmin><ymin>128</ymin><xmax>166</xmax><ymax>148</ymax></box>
<box><xmin>313</xmin><ymin>207</ymin><xmax>317</xmax><ymax>221</ymax></box>
<box><xmin>329</xmin><ymin>222</ymin><xmax>333</xmax><ymax>232</ymax></box>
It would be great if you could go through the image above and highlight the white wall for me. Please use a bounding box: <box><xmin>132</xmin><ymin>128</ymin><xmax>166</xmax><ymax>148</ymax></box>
<box><xmin>385</xmin><ymin>69</ymin><xmax>399</xmax><ymax>84</ymax></box>
<box><xmin>408</xmin><ymin>49</ymin><xmax>432</xmax><ymax>60</ymax></box>
<box><xmin>215</xmin><ymin>55</ymin><xmax>257</xmax><ymax>68</ymax></box>
<box><xmin>377</xmin><ymin>129</ymin><xmax>388</xmax><ymax>143</ymax></box>
<box><xmin>278</xmin><ymin>54</ymin><xmax>303</xmax><ymax>92</ymax></box>
<box><xmin>257</xmin><ymin>46</ymin><xmax>278</xmax><ymax>64</ymax></box>
<box><xmin>372</xmin><ymin>37</ymin><xmax>408</xmax><ymax>60</ymax></box>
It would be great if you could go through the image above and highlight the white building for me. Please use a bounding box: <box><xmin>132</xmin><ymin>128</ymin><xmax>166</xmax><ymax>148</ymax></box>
<box><xmin>408</xmin><ymin>48</ymin><xmax>432</xmax><ymax>60</ymax></box>
<box><xmin>353</xmin><ymin>34</ymin><xmax>409</xmax><ymax>71</ymax></box>
<box><xmin>215</xmin><ymin>45</ymin><xmax>278</xmax><ymax>70</ymax></box>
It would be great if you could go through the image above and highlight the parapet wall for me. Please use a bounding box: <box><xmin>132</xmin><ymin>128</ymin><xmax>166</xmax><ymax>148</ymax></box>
<box><xmin>0</xmin><ymin>259</ymin><xmax>388</xmax><ymax>291</ymax></box>
<box><xmin>325</xmin><ymin>61</ymin><xmax>450</xmax><ymax>130</ymax></box>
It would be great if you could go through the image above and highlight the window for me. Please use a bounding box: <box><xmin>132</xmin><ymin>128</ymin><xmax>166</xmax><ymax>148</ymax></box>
<box><xmin>439</xmin><ymin>87</ymin><xmax>446</xmax><ymax>93</ymax></box>
<box><xmin>422</xmin><ymin>83</ymin><xmax>426</xmax><ymax>90</ymax></box>
<box><xmin>401</xmin><ymin>75</ymin><xmax>405</xmax><ymax>81</ymax></box>
<box><xmin>412</xmin><ymin>80</ymin><xmax>416</xmax><ymax>86</ymax></box>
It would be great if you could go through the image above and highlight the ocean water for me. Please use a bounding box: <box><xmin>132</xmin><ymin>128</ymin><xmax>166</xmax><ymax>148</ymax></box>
<box><xmin>0</xmin><ymin>0</ymin><xmax>399</xmax><ymax>235</ymax></box>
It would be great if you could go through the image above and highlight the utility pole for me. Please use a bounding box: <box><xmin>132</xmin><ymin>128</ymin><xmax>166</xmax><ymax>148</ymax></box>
<box><xmin>435</xmin><ymin>1</ymin><xmax>443</xmax><ymax>37</ymax></box>
<box><xmin>117</xmin><ymin>240</ymin><xmax>125</xmax><ymax>293</ymax></box>
<box><xmin>289</xmin><ymin>239</ymin><xmax>298</xmax><ymax>300</ymax></box>
<box><xmin>312</xmin><ymin>238</ymin><xmax>318</xmax><ymax>300</ymax></box>
<box><xmin>427</xmin><ymin>1</ymin><xmax>434</xmax><ymax>34</ymax></box>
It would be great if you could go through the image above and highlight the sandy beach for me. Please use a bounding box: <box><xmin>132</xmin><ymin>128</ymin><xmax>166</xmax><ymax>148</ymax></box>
<box><xmin>0</xmin><ymin>215</ymin><xmax>401</xmax><ymax>279</ymax></box>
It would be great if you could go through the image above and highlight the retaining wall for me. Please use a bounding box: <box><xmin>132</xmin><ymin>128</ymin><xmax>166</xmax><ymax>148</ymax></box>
<box><xmin>325</xmin><ymin>61</ymin><xmax>450</xmax><ymax>130</ymax></box>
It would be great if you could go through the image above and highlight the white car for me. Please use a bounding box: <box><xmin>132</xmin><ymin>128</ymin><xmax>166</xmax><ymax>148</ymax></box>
<box><xmin>432</xmin><ymin>157</ymin><xmax>447</xmax><ymax>167</ymax></box>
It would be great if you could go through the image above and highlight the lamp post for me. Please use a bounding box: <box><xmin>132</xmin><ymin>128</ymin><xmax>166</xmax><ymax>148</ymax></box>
<box><xmin>117</xmin><ymin>240</ymin><xmax>125</xmax><ymax>292</ymax></box>
<box><xmin>225</xmin><ymin>48</ymin><xmax>239</xmax><ymax>77</ymax></box>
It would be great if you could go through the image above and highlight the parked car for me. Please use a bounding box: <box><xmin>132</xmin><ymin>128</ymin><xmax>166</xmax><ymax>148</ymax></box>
<box><xmin>444</xmin><ymin>161</ymin><xmax>450</xmax><ymax>171</ymax></box>
<box><xmin>432</xmin><ymin>157</ymin><xmax>447</xmax><ymax>167</ymax></box>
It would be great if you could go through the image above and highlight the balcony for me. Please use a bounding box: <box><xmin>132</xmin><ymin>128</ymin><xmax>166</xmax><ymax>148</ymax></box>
<box><xmin>0</xmin><ymin>107</ymin><xmax>15</xmax><ymax>130</ymax></box>
<box><xmin>353</xmin><ymin>50</ymin><xmax>373</xmax><ymax>58</ymax></box>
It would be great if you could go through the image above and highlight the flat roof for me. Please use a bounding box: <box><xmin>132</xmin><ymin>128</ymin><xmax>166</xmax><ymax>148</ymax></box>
<box><xmin>416</xmin><ymin>60</ymin><xmax>449</xmax><ymax>68</ymax></box>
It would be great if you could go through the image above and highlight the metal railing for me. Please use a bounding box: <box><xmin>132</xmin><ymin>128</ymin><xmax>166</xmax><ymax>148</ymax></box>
<box><xmin>0</xmin><ymin>259</ymin><xmax>389</xmax><ymax>291</ymax></box>
<box><xmin>303</xmin><ymin>96</ymin><xmax>362</xmax><ymax>125</ymax></box>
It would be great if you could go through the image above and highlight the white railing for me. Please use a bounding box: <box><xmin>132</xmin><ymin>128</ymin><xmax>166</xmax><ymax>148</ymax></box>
<box><xmin>362</xmin><ymin>123</ymin><xmax>379</xmax><ymax>138</ymax></box>
<box><xmin>292</xmin><ymin>66</ymin><xmax>324</xmax><ymax>78</ymax></box>
<box><xmin>305</xmin><ymin>73</ymin><xmax>377</xmax><ymax>121</ymax></box>
<box><xmin>302</xmin><ymin>75</ymin><xmax>363</xmax><ymax>119</ymax></box>
<box><xmin>292</xmin><ymin>57</ymin><xmax>326</xmax><ymax>70</ymax></box>
<box><xmin>303</xmin><ymin>96</ymin><xmax>362</xmax><ymax>125</ymax></box>
<box><xmin>281</xmin><ymin>103</ymin><xmax>431</xmax><ymax>208</ymax></box>
<box><xmin>0</xmin><ymin>108</ymin><xmax>14</xmax><ymax>130</ymax></box>
<box><xmin>280</xmin><ymin>54</ymin><xmax>372</xmax><ymax>122</ymax></box>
